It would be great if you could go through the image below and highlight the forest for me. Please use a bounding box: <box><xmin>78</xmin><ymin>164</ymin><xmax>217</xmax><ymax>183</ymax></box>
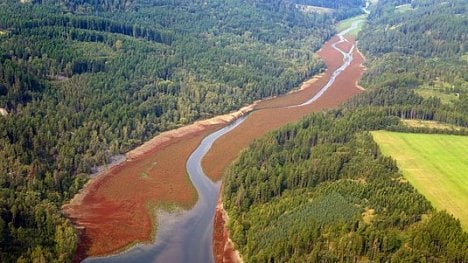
<box><xmin>359</xmin><ymin>0</ymin><xmax>467</xmax><ymax>105</ymax></box>
<box><xmin>224</xmin><ymin>103</ymin><xmax>468</xmax><ymax>261</ymax></box>
<box><xmin>0</xmin><ymin>0</ymin><xmax>363</xmax><ymax>262</ymax></box>
<box><xmin>223</xmin><ymin>0</ymin><xmax>468</xmax><ymax>261</ymax></box>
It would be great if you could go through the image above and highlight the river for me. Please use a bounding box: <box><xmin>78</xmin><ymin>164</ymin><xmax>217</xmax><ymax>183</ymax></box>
<box><xmin>82</xmin><ymin>17</ymin><xmax>366</xmax><ymax>263</ymax></box>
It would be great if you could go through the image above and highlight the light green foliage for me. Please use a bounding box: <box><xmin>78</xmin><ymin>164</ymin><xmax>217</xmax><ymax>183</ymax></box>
<box><xmin>54</xmin><ymin>222</ymin><xmax>78</xmax><ymax>262</ymax></box>
<box><xmin>336</xmin><ymin>14</ymin><xmax>367</xmax><ymax>36</ymax></box>
<box><xmin>415</xmin><ymin>87</ymin><xmax>460</xmax><ymax>105</ymax></box>
<box><xmin>293</xmin><ymin>0</ymin><xmax>366</xmax><ymax>20</ymax></box>
<box><xmin>372</xmin><ymin>131</ymin><xmax>468</xmax><ymax>229</ymax></box>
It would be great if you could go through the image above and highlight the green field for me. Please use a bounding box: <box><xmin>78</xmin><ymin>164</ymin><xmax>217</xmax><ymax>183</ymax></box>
<box><xmin>336</xmin><ymin>14</ymin><xmax>367</xmax><ymax>37</ymax></box>
<box><xmin>416</xmin><ymin>87</ymin><xmax>460</xmax><ymax>105</ymax></box>
<box><xmin>372</xmin><ymin>131</ymin><xmax>468</xmax><ymax>229</ymax></box>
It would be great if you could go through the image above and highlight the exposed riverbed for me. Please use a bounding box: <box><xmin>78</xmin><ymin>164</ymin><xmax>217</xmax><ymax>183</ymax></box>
<box><xmin>66</xmin><ymin>19</ymin><xmax>367</xmax><ymax>262</ymax></box>
<box><xmin>79</xmin><ymin>20</ymin><xmax>365</xmax><ymax>262</ymax></box>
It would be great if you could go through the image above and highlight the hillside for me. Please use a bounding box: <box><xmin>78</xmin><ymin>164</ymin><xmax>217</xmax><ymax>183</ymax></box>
<box><xmin>223</xmin><ymin>0</ymin><xmax>468</xmax><ymax>261</ymax></box>
<box><xmin>292</xmin><ymin>0</ymin><xmax>366</xmax><ymax>19</ymax></box>
<box><xmin>359</xmin><ymin>0</ymin><xmax>467</xmax><ymax>109</ymax></box>
<box><xmin>224</xmin><ymin>110</ymin><xmax>467</xmax><ymax>261</ymax></box>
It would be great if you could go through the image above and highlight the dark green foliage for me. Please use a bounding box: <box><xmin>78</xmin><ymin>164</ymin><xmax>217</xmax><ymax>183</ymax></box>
<box><xmin>358</xmin><ymin>0</ymin><xmax>467</xmax><ymax>114</ymax></box>
<box><xmin>223</xmin><ymin>108</ymin><xmax>467</xmax><ymax>262</ymax></box>
<box><xmin>236</xmin><ymin>191</ymin><xmax>360</xmax><ymax>262</ymax></box>
<box><xmin>0</xmin><ymin>190</ymin><xmax>78</xmax><ymax>262</ymax></box>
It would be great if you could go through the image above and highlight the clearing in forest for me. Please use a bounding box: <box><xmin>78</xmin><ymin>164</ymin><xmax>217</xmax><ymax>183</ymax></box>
<box><xmin>295</xmin><ymin>4</ymin><xmax>333</xmax><ymax>14</ymax></box>
<box><xmin>336</xmin><ymin>14</ymin><xmax>367</xmax><ymax>37</ymax></box>
<box><xmin>372</xmin><ymin>131</ymin><xmax>468</xmax><ymax>230</ymax></box>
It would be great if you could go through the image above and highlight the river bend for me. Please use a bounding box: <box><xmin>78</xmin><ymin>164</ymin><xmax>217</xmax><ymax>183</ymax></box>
<box><xmin>83</xmin><ymin>20</ymin><xmax>364</xmax><ymax>263</ymax></box>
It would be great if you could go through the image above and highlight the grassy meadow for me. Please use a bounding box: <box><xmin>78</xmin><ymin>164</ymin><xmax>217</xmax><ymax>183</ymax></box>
<box><xmin>336</xmin><ymin>14</ymin><xmax>367</xmax><ymax>37</ymax></box>
<box><xmin>372</xmin><ymin>131</ymin><xmax>468</xmax><ymax>229</ymax></box>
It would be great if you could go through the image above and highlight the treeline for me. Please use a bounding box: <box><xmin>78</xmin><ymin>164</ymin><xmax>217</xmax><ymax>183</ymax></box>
<box><xmin>293</xmin><ymin>0</ymin><xmax>364</xmax><ymax>9</ymax></box>
<box><xmin>33</xmin><ymin>0</ymin><xmax>133</xmax><ymax>12</ymax></box>
<box><xmin>0</xmin><ymin>0</ymin><xmax>339</xmax><ymax>261</ymax></box>
<box><xmin>0</xmin><ymin>4</ymin><xmax>172</xmax><ymax>44</ymax></box>
<box><xmin>223</xmin><ymin>91</ymin><xmax>468</xmax><ymax>262</ymax></box>
<box><xmin>12</xmin><ymin>15</ymin><xmax>171</xmax><ymax>44</ymax></box>
<box><xmin>345</xmin><ymin>86</ymin><xmax>468</xmax><ymax>126</ymax></box>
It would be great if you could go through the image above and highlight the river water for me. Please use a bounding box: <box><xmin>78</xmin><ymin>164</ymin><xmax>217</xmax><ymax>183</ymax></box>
<box><xmin>83</xmin><ymin>18</ymin><xmax>365</xmax><ymax>263</ymax></box>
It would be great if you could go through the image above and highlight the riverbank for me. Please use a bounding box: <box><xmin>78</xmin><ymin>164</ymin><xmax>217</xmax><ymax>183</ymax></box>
<box><xmin>203</xmin><ymin>35</ymin><xmax>365</xmax><ymax>182</ymax></box>
<box><xmin>213</xmin><ymin>192</ymin><xmax>243</xmax><ymax>263</ymax></box>
<box><xmin>64</xmin><ymin>28</ymin><xmax>365</xmax><ymax>262</ymax></box>
<box><xmin>210</xmin><ymin>34</ymin><xmax>365</xmax><ymax>262</ymax></box>
<box><xmin>63</xmin><ymin>104</ymin><xmax>257</xmax><ymax>260</ymax></box>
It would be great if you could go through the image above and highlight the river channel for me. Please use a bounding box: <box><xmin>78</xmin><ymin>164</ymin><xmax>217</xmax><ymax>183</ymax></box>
<box><xmin>83</xmin><ymin>18</ymin><xmax>365</xmax><ymax>263</ymax></box>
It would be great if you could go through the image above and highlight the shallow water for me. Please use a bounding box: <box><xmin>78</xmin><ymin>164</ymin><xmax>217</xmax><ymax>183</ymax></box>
<box><xmin>83</xmin><ymin>117</ymin><xmax>246</xmax><ymax>263</ymax></box>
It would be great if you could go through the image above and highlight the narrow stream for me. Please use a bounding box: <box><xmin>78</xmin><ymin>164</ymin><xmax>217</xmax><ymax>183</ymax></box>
<box><xmin>83</xmin><ymin>18</ymin><xmax>365</xmax><ymax>263</ymax></box>
<box><xmin>291</xmin><ymin>20</ymin><xmax>359</xmax><ymax>108</ymax></box>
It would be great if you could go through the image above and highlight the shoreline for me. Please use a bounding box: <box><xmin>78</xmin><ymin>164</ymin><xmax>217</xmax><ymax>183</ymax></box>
<box><xmin>209</xmin><ymin>34</ymin><xmax>366</xmax><ymax>263</ymax></box>
<box><xmin>213</xmin><ymin>192</ymin><xmax>243</xmax><ymax>263</ymax></box>
<box><xmin>63</xmin><ymin>64</ymin><xmax>325</xmax><ymax>261</ymax></box>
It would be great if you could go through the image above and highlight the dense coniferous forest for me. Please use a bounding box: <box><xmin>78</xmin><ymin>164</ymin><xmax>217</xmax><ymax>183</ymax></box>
<box><xmin>357</xmin><ymin>0</ymin><xmax>467</xmax><ymax>126</ymax></box>
<box><xmin>359</xmin><ymin>0</ymin><xmax>467</xmax><ymax>107</ymax></box>
<box><xmin>224</xmin><ymin>107</ymin><xmax>468</xmax><ymax>261</ymax></box>
<box><xmin>0</xmin><ymin>0</ymin><xmax>362</xmax><ymax>261</ymax></box>
<box><xmin>223</xmin><ymin>0</ymin><xmax>468</xmax><ymax>261</ymax></box>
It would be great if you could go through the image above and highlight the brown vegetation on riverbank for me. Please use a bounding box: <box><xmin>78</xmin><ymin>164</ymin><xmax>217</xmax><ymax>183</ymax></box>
<box><xmin>213</xmin><ymin>192</ymin><xmax>243</xmax><ymax>263</ymax></box>
<box><xmin>63</xmin><ymin>106</ymin><xmax>255</xmax><ymax>261</ymax></box>
<box><xmin>211</xmin><ymin>35</ymin><xmax>365</xmax><ymax>262</ymax></box>
<box><xmin>64</xmin><ymin>33</ymin><xmax>364</xmax><ymax>261</ymax></box>
<box><xmin>204</xmin><ymin>36</ymin><xmax>365</xmax><ymax>182</ymax></box>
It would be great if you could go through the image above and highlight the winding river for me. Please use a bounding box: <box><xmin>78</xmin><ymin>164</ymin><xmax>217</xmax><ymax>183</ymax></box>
<box><xmin>83</xmin><ymin>18</ymin><xmax>365</xmax><ymax>263</ymax></box>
